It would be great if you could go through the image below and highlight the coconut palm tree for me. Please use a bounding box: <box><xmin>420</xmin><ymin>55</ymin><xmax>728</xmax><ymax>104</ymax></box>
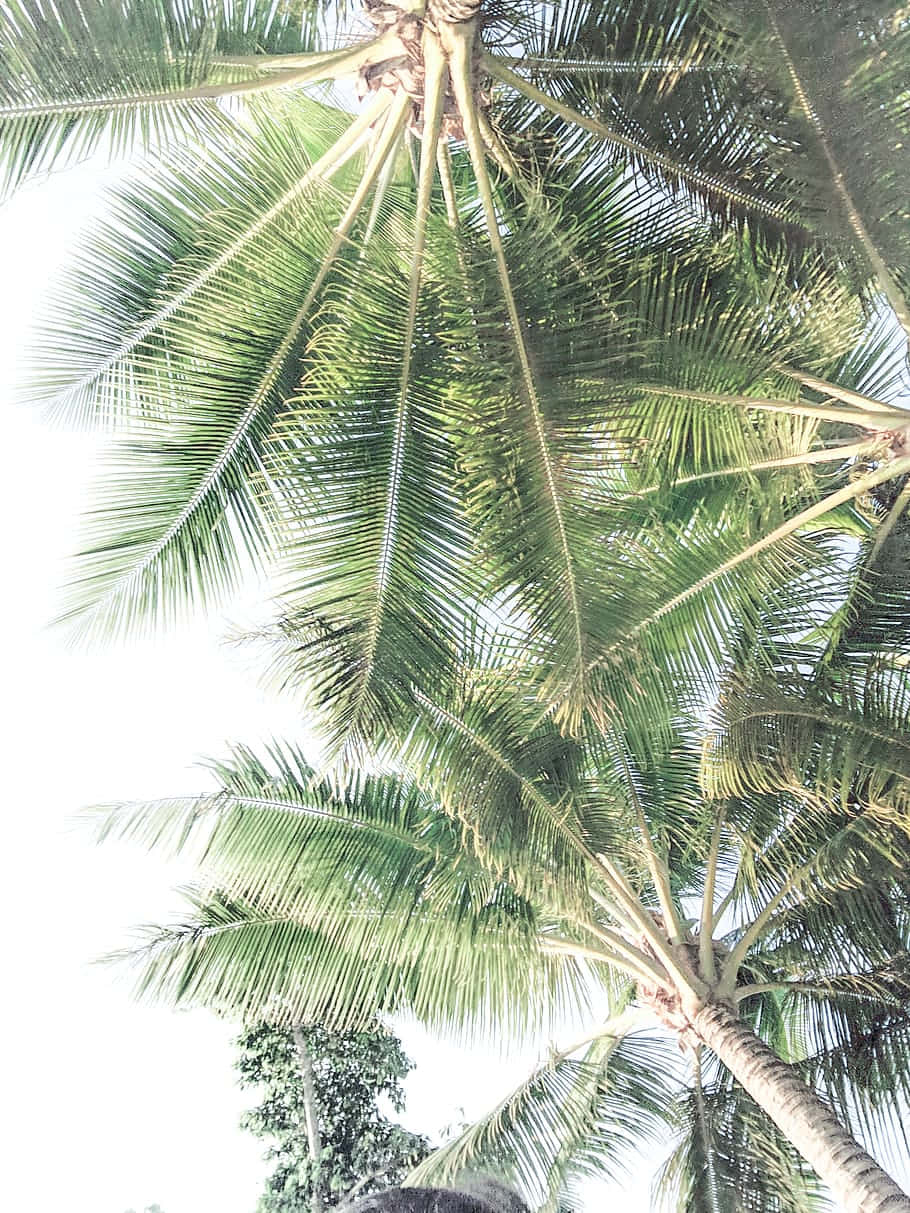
<box><xmin>14</xmin><ymin>1</ymin><xmax>910</xmax><ymax>1205</ymax></box>
<box><xmin>94</xmin><ymin>608</ymin><xmax>910</xmax><ymax>1212</ymax></box>
<box><xmin>9</xmin><ymin>0</ymin><xmax>910</xmax><ymax>752</ymax></box>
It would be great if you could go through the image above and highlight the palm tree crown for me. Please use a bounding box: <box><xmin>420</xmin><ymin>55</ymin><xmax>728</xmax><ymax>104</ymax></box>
<box><xmin>6</xmin><ymin>0</ymin><xmax>907</xmax><ymax>749</ymax></box>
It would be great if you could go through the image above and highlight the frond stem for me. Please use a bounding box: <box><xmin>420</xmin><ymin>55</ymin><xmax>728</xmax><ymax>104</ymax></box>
<box><xmin>699</xmin><ymin>807</ymin><xmax>727</xmax><ymax>984</ymax></box>
<box><xmin>629</xmin><ymin>441</ymin><xmax>878</xmax><ymax>499</ymax></box>
<box><xmin>345</xmin><ymin>35</ymin><xmax>446</xmax><ymax>737</ymax></box>
<box><xmin>711</xmin><ymin>884</ymin><xmax>737</xmax><ymax>934</ymax></box>
<box><xmin>0</xmin><ymin>35</ymin><xmax>396</xmax><ymax>117</ymax></box>
<box><xmin>448</xmin><ymin>25</ymin><xmax>586</xmax><ymax>689</ymax></box>
<box><xmin>776</xmin><ymin>367</ymin><xmax>897</xmax><ymax>414</ymax></box>
<box><xmin>612</xmin><ymin>454</ymin><xmax>910</xmax><ymax>658</ymax></box>
<box><xmin>214</xmin><ymin>39</ymin><xmax>381</xmax><ymax>70</ymax></box>
<box><xmin>869</xmin><ymin>477</ymin><xmax>910</xmax><ymax>565</ymax></box>
<box><xmin>593</xmin><ymin>856</ymin><xmax>705</xmax><ymax>997</ymax></box>
<box><xmin>539</xmin><ymin>935</ymin><xmax>665</xmax><ymax>988</ymax></box>
<box><xmin>612</xmin><ymin>737</ymin><xmax>687</xmax><ymax>945</ymax></box>
<box><xmin>633</xmin><ymin>383</ymin><xmax>909</xmax><ymax>429</ymax></box>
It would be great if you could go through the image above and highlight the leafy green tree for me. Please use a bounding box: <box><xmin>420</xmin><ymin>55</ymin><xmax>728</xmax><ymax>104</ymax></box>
<box><xmin>236</xmin><ymin>1021</ymin><xmax>429</xmax><ymax>1213</ymax></box>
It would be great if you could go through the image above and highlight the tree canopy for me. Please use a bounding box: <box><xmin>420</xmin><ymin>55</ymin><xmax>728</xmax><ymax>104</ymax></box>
<box><xmin>237</xmin><ymin>1020</ymin><xmax>429</xmax><ymax>1213</ymax></box>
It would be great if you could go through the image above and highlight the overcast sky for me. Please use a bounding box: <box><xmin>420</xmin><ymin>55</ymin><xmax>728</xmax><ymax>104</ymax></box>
<box><xmin>0</xmin><ymin>160</ymin><xmax>663</xmax><ymax>1213</ymax></box>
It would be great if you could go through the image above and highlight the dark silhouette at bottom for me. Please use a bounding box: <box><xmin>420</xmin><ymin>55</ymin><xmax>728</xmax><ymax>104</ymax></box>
<box><xmin>347</xmin><ymin>1179</ymin><xmax>529</xmax><ymax>1213</ymax></box>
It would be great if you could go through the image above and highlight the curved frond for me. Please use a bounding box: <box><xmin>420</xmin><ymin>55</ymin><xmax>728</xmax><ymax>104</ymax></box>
<box><xmin>48</xmin><ymin>96</ymin><xmax>394</xmax><ymax>638</ymax></box>
<box><xmin>0</xmin><ymin>0</ymin><xmax>354</xmax><ymax>197</ymax></box>
<box><xmin>408</xmin><ymin>1021</ymin><xmax>673</xmax><ymax>1212</ymax></box>
<box><xmin>656</xmin><ymin>1072</ymin><xmax>831</xmax><ymax>1213</ymax></box>
<box><xmin>95</xmin><ymin>740</ymin><xmax>596</xmax><ymax>1039</ymax></box>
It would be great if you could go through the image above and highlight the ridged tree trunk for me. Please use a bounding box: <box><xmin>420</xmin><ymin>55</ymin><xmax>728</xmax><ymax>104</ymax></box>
<box><xmin>693</xmin><ymin>1002</ymin><xmax>910</xmax><ymax>1213</ymax></box>
<box><xmin>293</xmin><ymin>1025</ymin><xmax>324</xmax><ymax>1213</ymax></box>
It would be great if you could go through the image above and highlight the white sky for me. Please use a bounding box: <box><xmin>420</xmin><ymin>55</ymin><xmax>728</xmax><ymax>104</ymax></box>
<box><xmin>0</xmin><ymin>163</ymin><xmax>660</xmax><ymax>1212</ymax></box>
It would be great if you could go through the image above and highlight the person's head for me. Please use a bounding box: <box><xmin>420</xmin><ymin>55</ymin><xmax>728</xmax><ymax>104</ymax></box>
<box><xmin>346</xmin><ymin>1179</ymin><xmax>529</xmax><ymax>1213</ymax></box>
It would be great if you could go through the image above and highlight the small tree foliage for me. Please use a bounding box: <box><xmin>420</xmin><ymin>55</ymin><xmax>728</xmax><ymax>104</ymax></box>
<box><xmin>236</xmin><ymin>1021</ymin><xmax>430</xmax><ymax>1213</ymax></box>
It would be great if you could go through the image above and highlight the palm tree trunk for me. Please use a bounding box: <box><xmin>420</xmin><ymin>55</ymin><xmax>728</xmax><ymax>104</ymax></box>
<box><xmin>430</xmin><ymin>0</ymin><xmax>482</xmax><ymax>21</ymax></box>
<box><xmin>692</xmin><ymin>1002</ymin><xmax>910</xmax><ymax>1213</ymax></box>
<box><xmin>293</xmin><ymin>1025</ymin><xmax>324</xmax><ymax>1213</ymax></box>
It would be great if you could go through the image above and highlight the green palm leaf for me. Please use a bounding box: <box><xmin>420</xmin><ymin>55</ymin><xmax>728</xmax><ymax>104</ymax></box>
<box><xmin>0</xmin><ymin>0</ymin><xmax>354</xmax><ymax>197</ymax></box>
<box><xmin>657</xmin><ymin>1072</ymin><xmax>831</xmax><ymax>1213</ymax></box>
<box><xmin>483</xmin><ymin>0</ymin><xmax>809</xmax><ymax>236</ymax></box>
<box><xmin>732</xmin><ymin>0</ymin><xmax>910</xmax><ymax>343</ymax></box>
<box><xmin>49</xmin><ymin>95</ymin><xmax>399</xmax><ymax>638</ymax></box>
<box><xmin>408</xmin><ymin>1021</ymin><xmax>673</xmax><ymax>1212</ymax></box>
<box><xmin>96</xmin><ymin>741</ymin><xmax>594</xmax><ymax>1039</ymax></box>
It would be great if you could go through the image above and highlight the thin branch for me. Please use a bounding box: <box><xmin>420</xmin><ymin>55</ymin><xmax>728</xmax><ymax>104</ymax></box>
<box><xmin>0</xmin><ymin>71</ymin><xmax>301</xmax><ymax>115</ymax></box>
<box><xmin>477</xmin><ymin>108</ymin><xmax>523</xmax><ymax>179</ymax></box>
<box><xmin>719</xmin><ymin>861</ymin><xmax>830</xmax><ymax>998</ymax></box>
<box><xmin>409</xmin><ymin>683</ymin><xmax>685</xmax><ymax>984</ymax></box>
<box><xmin>405</xmin><ymin>1007</ymin><xmax>648</xmax><ymax>1188</ymax></box>
<box><xmin>693</xmin><ymin>1048</ymin><xmax>721</xmax><ymax>1213</ymax></box>
<box><xmin>359</xmin><ymin>110</ymin><xmax>406</xmax><ymax>250</ymax></box>
<box><xmin>733</xmin><ymin>980</ymin><xmax>858</xmax><ymax>1003</ymax></box>
<box><xmin>411</xmin><ymin>687</ymin><xmax>599</xmax><ymax>877</ymax></box>
<box><xmin>436</xmin><ymin>140</ymin><xmax>460</xmax><ymax>230</ymax></box>
<box><xmin>293</xmin><ymin>1026</ymin><xmax>325</xmax><ymax>1213</ymax></box>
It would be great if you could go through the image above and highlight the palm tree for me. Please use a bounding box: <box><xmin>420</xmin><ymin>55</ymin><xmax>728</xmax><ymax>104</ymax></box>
<box><xmin>13</xmin><ymin>0</ymin><xmax>910</xmax><ymax>1205</ymax></box>
<box><xmin>94</xmin><ymin>615</ymin><xmax>910</xmax><ymax>1211</ymax></box>
<box><xmin>8</xmin><ymin>0</ymin><xmax>910</xmax><ymax>751</ymax></box>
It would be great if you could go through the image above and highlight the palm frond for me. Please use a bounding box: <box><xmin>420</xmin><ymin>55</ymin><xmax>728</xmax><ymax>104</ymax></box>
<box><xmin>656</xmin><ymin>1071</ymin><xmax>831</xmax><ymax>1212</ymax></box>
<box><xmin>733</xmin><ymin>0</ymin><xmax>910</xmax><ymax>344</ymax></box>
<box><xmin>482</xmin><ymin>0</ymin><xmax>811</xmax><ymax>239</ymax></box>
<box><xmin>95</xmin><ymin>740</ymin><xmax>596</xmax><ymax>1039</ymax></box>
<box><xmin>408</xmin><ymin>1021</ymin><xmax>673</xmax><ymax>1213</ymax></box>
<box><xmin>110</xmin><ymin>878</ymin><xmax>591</xmax><ymax>1043</ymax></box>
<box><xmin>48</xmin><ymin>96</ymin><xmax>399</xmax><ymax>638</ymax></box>
<box><xmin>0</xmin><ymin>0</ymin><xmax>355</xmax><ymax>197</ymax></box>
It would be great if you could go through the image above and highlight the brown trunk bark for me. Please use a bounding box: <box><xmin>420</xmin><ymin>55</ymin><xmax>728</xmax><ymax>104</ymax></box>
<box><xmin>293</xmin><ymin>1025</ymin><xmax>324</xmax><ymax>1213</ymax></box>
<box><xmin>693</xmin><ymin>1001</ymin><xmax>910</xmax><ymax>1213</ymax></box>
